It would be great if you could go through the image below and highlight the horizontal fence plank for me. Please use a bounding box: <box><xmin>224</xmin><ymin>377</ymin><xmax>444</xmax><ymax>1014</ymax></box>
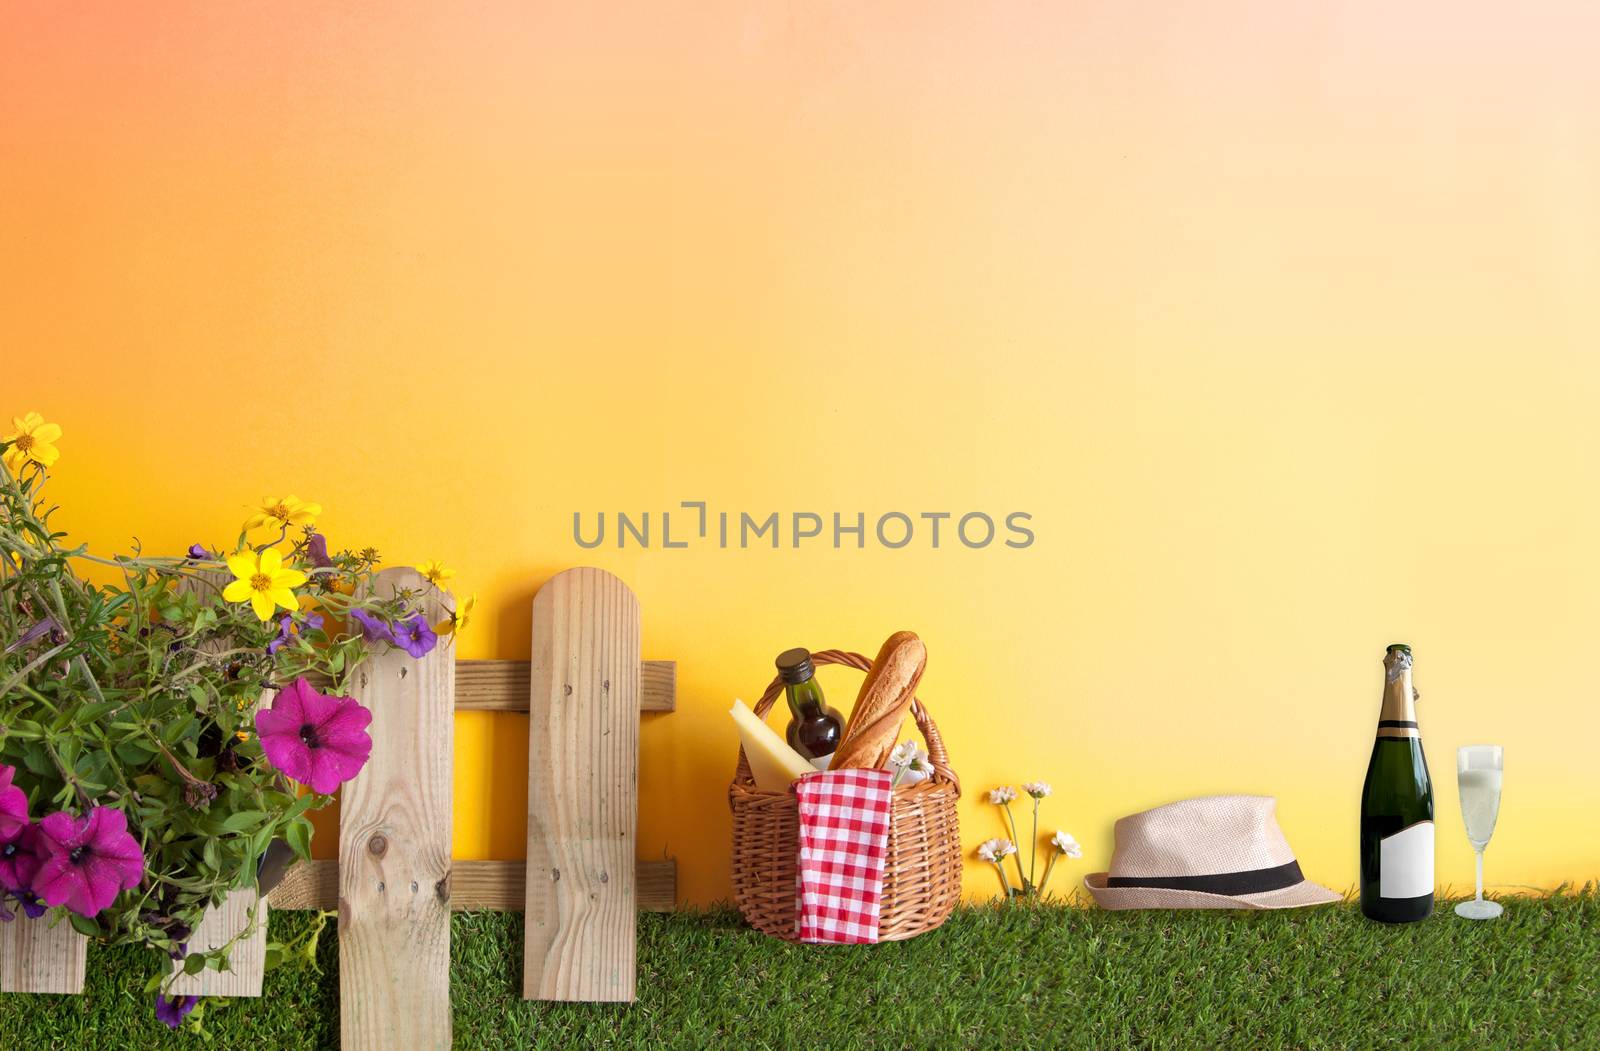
<box><xmin>455</xmin><ymin>658</ymin><xmax>675</xmax><ymax>713</ymax></box>
<box><xmin>270</xmin><ymin>858</ymin><xmax>675</xmax><ymax>913</ymax></box>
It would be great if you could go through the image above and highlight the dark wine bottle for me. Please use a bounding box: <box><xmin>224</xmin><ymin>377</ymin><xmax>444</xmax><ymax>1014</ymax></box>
<box><xmin>775</xmin><ymin>648</ymin><xmax>844</xmax><ymax>770</ymax></box>
<box><xmin>1359</xmin><ymin>643</ymin><xmax>1435</xmax><ymax>923</ymax></box>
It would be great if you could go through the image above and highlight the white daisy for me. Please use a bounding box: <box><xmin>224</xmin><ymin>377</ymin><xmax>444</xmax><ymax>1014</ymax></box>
<box><xmin>888</xmin><ymin>740</ymin><xmax>932</xmax><ymax>786</ymax></box>
<box><xmin>1051</xmin><ymin>830</ymin><xmax>1082</xmax><ymax>859</ymax></box>
<box><xmin>977</xmin><ymin>838</ymin><xmax>1017</xmax><ymax>862</ymax></box>
<box><xmin>889</xmin><ymin>739</ymin><xmax>920</xmax><ymax>768</ymax></box>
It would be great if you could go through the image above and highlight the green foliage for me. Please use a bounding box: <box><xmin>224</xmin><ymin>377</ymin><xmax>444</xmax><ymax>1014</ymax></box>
<box><xmin>0</xmin><ymin>894</ymin><xmax>1595</xmax><ymax>1048</ymax></box>
<box><xmin>0</xmin><ymin>445</ymin><xmax>438</xmax><ymax>999</ymax></box>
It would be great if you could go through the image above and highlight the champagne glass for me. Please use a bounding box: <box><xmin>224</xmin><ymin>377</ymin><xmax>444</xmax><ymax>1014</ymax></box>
<box><xmin>1454</xmin><ymin>745</ymin><xmax>1504</xmax><ymax>920</ymax></box>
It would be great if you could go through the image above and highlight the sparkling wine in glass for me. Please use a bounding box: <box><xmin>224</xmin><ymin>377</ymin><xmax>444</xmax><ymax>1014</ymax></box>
<box><xmin>1455</xmin><ymin>745</ymin><xmax>1504</xmax><ymax>920</ymax></box>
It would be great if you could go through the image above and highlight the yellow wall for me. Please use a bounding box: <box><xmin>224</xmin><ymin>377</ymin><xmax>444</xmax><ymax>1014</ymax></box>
<box><xmin>4</xmin><ymin>3</ymin><xmax>1598</xmax><ymax>904</ymax></box>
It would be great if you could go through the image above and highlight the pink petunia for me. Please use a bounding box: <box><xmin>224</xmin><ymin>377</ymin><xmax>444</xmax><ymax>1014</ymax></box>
<box><xmin>0</xmin><ymin>824</ymin><xmax>42</xmax><ymax>893</ymax></box>
<box><xmin>255</xmin><ymin>676</ymin><xmax>373</xmax><ymax>794</ymax></box>
<box><xmin>33</xmin><ymin>807</ymin><xmax>146</xmax><ymax>916</ymax></box>
<box><xmin>0</xmin><ymin>763</ymin><xmax>27</xmax><ymax>842</ymax></box>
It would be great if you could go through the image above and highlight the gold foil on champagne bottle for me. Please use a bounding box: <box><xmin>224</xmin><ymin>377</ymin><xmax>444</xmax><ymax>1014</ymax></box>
<box><xmin>1377</xmin><ymin>646</ymin><xmax>1420</xmax><ymax>739</ymax></box>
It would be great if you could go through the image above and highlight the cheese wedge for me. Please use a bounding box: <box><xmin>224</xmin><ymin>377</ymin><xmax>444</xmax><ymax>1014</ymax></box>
<box><xmin>730</xmin><ymin>699</ymin><xmax>813</xmax><ymax>791</ymax></box>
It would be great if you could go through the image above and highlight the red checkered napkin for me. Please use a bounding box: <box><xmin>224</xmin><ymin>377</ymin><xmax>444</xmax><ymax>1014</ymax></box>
<box><xmin>791</xmin><ymin>767</ymin><xmax>893</xmax><ymax>944</ymax></box>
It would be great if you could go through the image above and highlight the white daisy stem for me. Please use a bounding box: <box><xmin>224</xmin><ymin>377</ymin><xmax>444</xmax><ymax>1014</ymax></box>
<box><xmin>993</xmin><ymin>860</ymin><xmax>1013</xmax><ymax>898</ymax></box>
<box><xmin>1039</xmin><ymin>849</ymin><xmax>1060</xmax><ymax>898</ymax></box>
<box><xmin>1029</xmin><ymin>799</ymin><xmax>1040</xmax><ymax>890</ymax></box>
<box><xmin>1002</xmin><ymin>803</ymin><xmax>1028</xmax><ymax>889</ymax></box>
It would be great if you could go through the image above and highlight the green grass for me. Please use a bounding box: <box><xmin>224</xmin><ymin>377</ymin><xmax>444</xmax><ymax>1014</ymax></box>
<box><xmin>3</xmin><ymin>890</ymin><xmax>1597</xmax><ymax>1049</ymax></box>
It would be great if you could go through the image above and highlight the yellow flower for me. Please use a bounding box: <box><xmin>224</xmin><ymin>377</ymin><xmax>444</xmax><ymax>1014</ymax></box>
<box><xmin>235</xmin><ymin>730</ymin><xmax>251</xmax><ymax>742</ymax></box>
<box><xmin>418</xmin><ymin>560</ymin><xmax>455</xmax><ymax>588</ymax></box>
<box><xmin>434</xmin><ymin>593</ymin><xmax>475</xmax><ymax>636</ymax></box>
<box><xmin>2</xmin><ymin>412</ymin><xmax>63</xmax><ymax>473</ymax></box>
<box><xmin>222</xmin><ymin>548</ymin><xmax>308</xmax><ymax>621</ymax></box>
<box><xmin>243</xmin><ymin>495</ymin><xmax>322</xmax><ymax>532</ymax></box>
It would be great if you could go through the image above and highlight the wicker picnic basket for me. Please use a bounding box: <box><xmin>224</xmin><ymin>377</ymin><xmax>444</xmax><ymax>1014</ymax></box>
<box><xmin>729</xmin><ymin>648</ymin><xmax>961</xmax><ymax>942</ymax></box>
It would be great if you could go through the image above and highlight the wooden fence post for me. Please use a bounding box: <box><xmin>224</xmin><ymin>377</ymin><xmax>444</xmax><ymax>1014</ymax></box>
<box><xmin>0</xmin><ymin>913</ymin><xmax>86</xmax><ymax>994</ymax></box>
<box><xmin>523</xmin><ymin>567</ymin><xmax>640</xmax><ymax>1002</ymax></box>
<box><xmin>167</xmin><ymin>571</ymin><xmax>271</xmax><ymax>998</ymax></box>
<box><xmin>165</xmin><ymin>890</ymin><xmax>267</xmax><ymax>998</ymax></box>
<box><xmin>338</xmin><ymin>567</ymin><xmax>454</xmax><ymax>1049</ymax></box>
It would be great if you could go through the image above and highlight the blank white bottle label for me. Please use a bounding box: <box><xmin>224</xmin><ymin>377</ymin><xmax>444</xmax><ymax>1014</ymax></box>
<box><xmin>1379</xmin><ymin>821</ymin><xmax>1434</xmax><ymax>898</ymax></box>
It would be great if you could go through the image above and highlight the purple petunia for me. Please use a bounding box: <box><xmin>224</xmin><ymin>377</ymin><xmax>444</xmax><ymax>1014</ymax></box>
<box><xmin>305</xmin><ymin>532</ymin><xmax>333</xmax><ymax>569</ymax></box>
<box><xmin>0</xmin><ymin>764</ymin><xmax>27</xmax><ymax>842</ymax></box>
<box><xmin>33</xmin><ymin>807</ymin><xmax>146</xmax><ymax>917</ymax></box>
<box><xmin>394</xmin><ymin>614</ymin><xmax>437</xmax><ymax>658</ymax></box>
<box><xmin>266</xmin><ymin>616</ymin><xmax>293</xmax><ymax>655</ymax></box>
<box><xmin>255</xmin><ymin>676</ymin><xmax>373</xmax><ymax>794</ymax></box>
<box><xmin>185</xmin><ymin>543</ymin><xmax>212</xmax><ymax>560</ymax></box>
<box><xmin>5</xmin><ymin>617</ymin><xmax>60</xmax><ymax>656</ymax></box>
<box><xmin>348</xmin><ymin>607</ymin><xmax>393</xmax><ymax>644</ymax></box>
<box><xmin>267</xmin><ymin>611</ymin><xmax>325</xmax><ymax>655</ymax></box>
<box><xmin>155</xmin><ymin>992</ymin><xmax>199</xmax><ymax>1029</ymax></box>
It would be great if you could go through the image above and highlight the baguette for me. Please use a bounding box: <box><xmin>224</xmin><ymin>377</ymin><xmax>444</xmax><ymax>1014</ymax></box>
<box><xmin>829</xmin><ymin>631</ymin><xmax>927</xmax><ymax>770</ymax></box>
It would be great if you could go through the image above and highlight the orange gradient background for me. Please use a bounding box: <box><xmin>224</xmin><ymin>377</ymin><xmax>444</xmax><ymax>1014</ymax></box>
<box><xmin>4</xmin><ymin>3</ymin><xmax>1599</xmax><ymax>905</ymax></box>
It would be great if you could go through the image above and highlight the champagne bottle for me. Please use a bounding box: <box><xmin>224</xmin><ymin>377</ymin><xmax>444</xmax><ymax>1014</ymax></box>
<box><xmin>1359</xmin><ymin>643</ymin><xmax>1435</xmax><ymax>923</ymax></box>
<box><xmin>775</xmin><ymin>648</ymin><xmax>844</xmax><ymax>770</ymax></box>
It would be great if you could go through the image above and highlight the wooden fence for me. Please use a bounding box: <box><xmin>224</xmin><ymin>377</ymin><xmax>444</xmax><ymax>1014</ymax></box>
<box><xmin>0</xmin><ymin>566</ymin><xmax>674</xmax><ymax>1044</ymax></box>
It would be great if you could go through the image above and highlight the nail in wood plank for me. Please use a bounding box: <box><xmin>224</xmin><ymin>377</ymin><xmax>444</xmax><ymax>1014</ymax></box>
<box><xmin>271</xmin><ymin>857</ymin><xmax>675</xmax><ymax>913</ymax></box>
<box><xmin>339</xmin><ymin>568</ymin><xmax>454</xmax><ymax>1049</ymax></box>
<box><xmin>523</xmin><ymin>567</ymin><xmax>639</xmax><ymax>1002</ymax></box>
<box><xmin>0</xmin><ymin>913</ymin><xmax>86</xmax><ymax>994</ymax></box>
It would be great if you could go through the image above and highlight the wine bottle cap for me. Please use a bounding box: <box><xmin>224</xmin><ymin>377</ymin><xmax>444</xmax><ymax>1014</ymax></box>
<box><xmin>1386</xmin><ymin>643</ymin><xmax>1412</xmax><ymax>655</ymax></box>
<box><xmin>775</xmin><ymin>648</ymin><xmax>815</xmax><ymax>685</ymax></box>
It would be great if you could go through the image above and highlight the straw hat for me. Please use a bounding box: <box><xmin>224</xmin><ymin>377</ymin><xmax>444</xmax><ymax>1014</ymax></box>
<box><xmin>1084</xmin><ymin>795</ymin><xmax>1340</xmax><ymax>910</ymax></box>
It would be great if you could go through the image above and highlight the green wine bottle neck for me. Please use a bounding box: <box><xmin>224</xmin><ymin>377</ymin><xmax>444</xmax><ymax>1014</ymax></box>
<box><xmin>786</xmin><ymin>678</ymin><xmax>827</xmax><ymax>716</ymax></box>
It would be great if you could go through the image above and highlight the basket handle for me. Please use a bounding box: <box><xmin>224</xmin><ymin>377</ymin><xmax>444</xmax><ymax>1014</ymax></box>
<box><xmin>731</xmin><ymin>648</ymin><xmax>960</xmax><ymax>796</ymax></box>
